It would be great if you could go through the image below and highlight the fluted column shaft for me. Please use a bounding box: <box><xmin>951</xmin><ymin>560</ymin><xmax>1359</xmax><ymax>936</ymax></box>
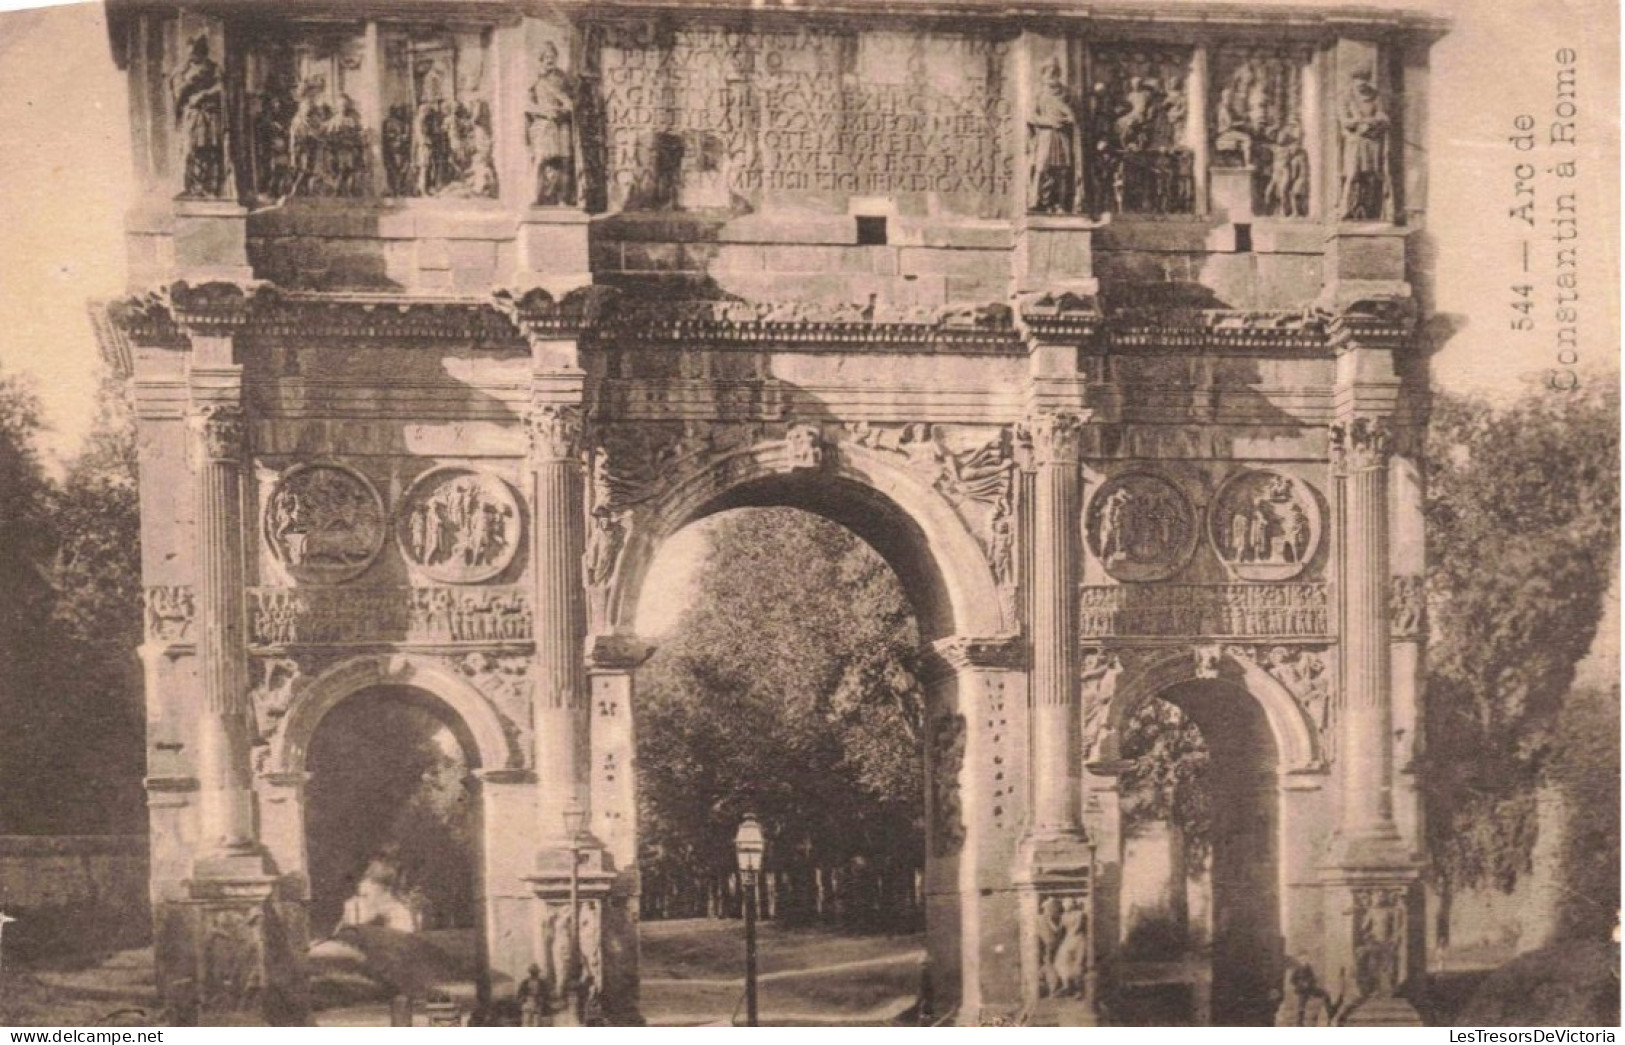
<box><xmin>1334</xmin><ymin>417</ymin><xmax>1399</xmax><ymax>842</ymax></box>
<box><xmin>1028</xmin><ymin>413</ymin><xmax>1084</xmax><ymax>835</ymax></box>
<box><xmin>528</xmin><ymin>405</ymin><xmax>588</xmax><ymax>844</ymax></box>
<box><xmin>190</xmin><ymin>403</ymin><xmax>256</xmax><ymax>856</ymax></box>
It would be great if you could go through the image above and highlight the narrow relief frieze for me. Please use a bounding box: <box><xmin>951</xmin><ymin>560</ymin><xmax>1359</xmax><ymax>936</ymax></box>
<box><xmin>1079</xmin><ymin>583</ymin><xmax>1329</xmax><ymax>639</ymax></box>
<box><xmin>248</xmin><ymin>586</ymin><xmax>533</xmax><ymax>646</ymax></box>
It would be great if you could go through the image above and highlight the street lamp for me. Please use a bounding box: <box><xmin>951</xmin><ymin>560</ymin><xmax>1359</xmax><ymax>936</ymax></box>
<box><xmin>734</xmin><ymin>813</ymin><xmax>766</xmax><ymax>1028</ymax></box>
<box><xmin>563</xmin><ymin>799</ymin><xmax>588</xmax><ymax>1026</ymax></box>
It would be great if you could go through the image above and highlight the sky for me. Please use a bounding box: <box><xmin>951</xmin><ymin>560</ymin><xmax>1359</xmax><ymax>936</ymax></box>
<box><xmin>0</xmin><ymin>0</ymin><xmax>1617</xmax><ymax>635</ymax></box>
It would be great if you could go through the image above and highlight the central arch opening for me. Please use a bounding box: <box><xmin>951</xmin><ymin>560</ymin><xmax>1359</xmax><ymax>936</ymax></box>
<box><xmin>631</xmin><ymin>491</ymin><xmax>955</xmax><ymax>1026</ymax></box>
<box><xmin>1116</xmin><ymin>679</ymin><xmax>1281</xmax><ymax>1026</ymax></box>
<box><xmin>303</xmin><ymin>685</ymin><xmax>484</xmax><ymax>1013</ymax></box>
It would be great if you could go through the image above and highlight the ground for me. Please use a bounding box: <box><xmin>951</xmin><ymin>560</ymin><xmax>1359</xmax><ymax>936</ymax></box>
<box><xmin>0</xmin><ymin>921</ymin><xmax>924</xmax><ymax>1027</ymax></box>
<box><xmin>3</xmin><ymin>927</ymin><xmax>1615</xmax><ymax>1027</ymax></box>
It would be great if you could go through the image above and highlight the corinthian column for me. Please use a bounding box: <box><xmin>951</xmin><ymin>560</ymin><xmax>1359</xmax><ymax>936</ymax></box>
<box><xmin>1324</xmin><ymin>413</ymin><xmax>1421</xmax><ymax>1026</ymax></box>
<box><xmin>1026</xmin><ymin>411</ymin><xmax>1085</xmax><ymax>836</ymax></box>
<box><xmin>526</xmin><ymin>404</ymin><xmax>588</xmax><ymax>846</ymax></box>
<box><xmin>1330</xmin><ymin>415</ymin><xmax>1403</xmax><ymax>853</ymax></box>
<box><xmin>188</xmin><ymin>402</ymin><xmax>260</xmax><ymax>867</ymax></box>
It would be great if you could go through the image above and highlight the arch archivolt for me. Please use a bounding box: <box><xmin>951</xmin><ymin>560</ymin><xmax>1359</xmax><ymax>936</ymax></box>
<box><xmin>1085</xmin><ymin>644</ymin><xmax>1323</xmax><ymax>772</ymax></box>
<box><xmin>587</xmin><ymin>419</ymin><xmax>1016</xmax><ymax>640</ymax></box>
<box><xmin>258</xmin><ymin>651</ymin><xmax>524</xmax><ymax>777</ymax></box>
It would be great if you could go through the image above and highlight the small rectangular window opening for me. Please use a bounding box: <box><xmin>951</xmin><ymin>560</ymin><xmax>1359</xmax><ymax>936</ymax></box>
<box><xmin>1234</xmin><ymin>223</ymin><xmax>1253</xmax><ymax>253</ymax></box>
<box><xmin>856</xmin><ymin>215</ymin><xmax>888</xmax><ymax>246</ymax></box>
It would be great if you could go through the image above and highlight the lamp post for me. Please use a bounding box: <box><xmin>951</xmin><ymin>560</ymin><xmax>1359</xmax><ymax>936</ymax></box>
<box><xmin>734</xmin><ymin>813</ymin><xmax>766</xmax><ymax>1028</ymax></box>
<box><xmin>562</xmin><ymin>799</ymin><xmax>587</xmax><ymax>1027</ymax></box>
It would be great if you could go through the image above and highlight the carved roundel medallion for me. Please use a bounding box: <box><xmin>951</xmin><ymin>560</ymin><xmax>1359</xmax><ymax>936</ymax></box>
<box><xmin>397</xmin><ymin>467</ymin><xmax>522</xmax><ymax>584</ymax></box>
<box><xmin>1208</xmin><ymin>469</ymin><xmax>1322</xmax><ymax>581</ymax></box>
<box><xmin>263</xmin><ymin>463</ymin><xmax>387</xmax><ymax>584</ymax></box>
<box><xmin>1085</xmin><ymin>472</ymin><xmax>1198</xmax><ymax>582</ymax></box>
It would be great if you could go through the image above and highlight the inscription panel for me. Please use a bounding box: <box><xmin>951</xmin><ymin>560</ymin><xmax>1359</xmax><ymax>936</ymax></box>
<box><xmin>595</xmin><ymin>23</ymin><xmax>1015</xmax><ymax>213</ymax></box>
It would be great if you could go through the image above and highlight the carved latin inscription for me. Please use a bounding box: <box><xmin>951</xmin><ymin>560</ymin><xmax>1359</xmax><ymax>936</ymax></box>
<box><xmin>597</xmin><ymin>24</ymin><xmax>1014</xmax><ymax>210</ymax></box>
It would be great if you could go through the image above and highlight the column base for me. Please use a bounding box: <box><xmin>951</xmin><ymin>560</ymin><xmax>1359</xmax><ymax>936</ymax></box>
<box><xmin>1024</xmin><ymin>997</ymin><xmax>1100</xmax><ymax>1027</ymax></box>
<box><xmin>1343</xmin><ymin>995</ymin><xmax>1424</xmax><ymax>1026</ymax></box>
<box><xmin>190</xmin><ymin>846</ymin><xmax>274</xmax><ymax>885</ymax></box>
<box><xmin>1322</xmin><ymin>826</ymin><xmax>1417</xmax><ymax>871</ymax></box>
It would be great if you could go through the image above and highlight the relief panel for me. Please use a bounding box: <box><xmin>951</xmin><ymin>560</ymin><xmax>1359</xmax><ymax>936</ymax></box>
<box><xmin>398</xmin><ymin>467</ymin><xmax>522</xmax><ymax>584</ymax></box>
<box><xmin>263</xmin><ymin>462</ymin><xmax>387</xmax><ymax>584</ymax></box>
<box><xmin>1210</xmin><ymin>45</ymin><xmax>1316</xmax><ymax>218</ymax></box>
<box><xmin>1084</xmin><ymin>472</ymin><xmax>1198</xmax><ymax>582</ymax></box>
<box><xmin>1208</xmin><ymin>470</ymin><xmax>1322</xmax><ymax>582</ymax></box>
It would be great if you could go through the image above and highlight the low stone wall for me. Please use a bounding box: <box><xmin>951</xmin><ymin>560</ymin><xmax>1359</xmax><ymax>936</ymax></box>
<box><xmin>0</xmin><ymin>836</ymin><xmax>150</xmax><ymax>962</ymax></box>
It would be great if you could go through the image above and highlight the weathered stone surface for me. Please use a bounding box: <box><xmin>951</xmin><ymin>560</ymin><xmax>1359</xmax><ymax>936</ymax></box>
<box><xmin>103</xmin><ymin>0</ymin><xmax>1442</xmax><ymax>1027</ymax></box>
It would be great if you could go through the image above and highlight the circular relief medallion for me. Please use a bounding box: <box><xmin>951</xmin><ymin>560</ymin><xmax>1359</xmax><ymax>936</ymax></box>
<box><xmin>398</xmin><ymin>468</ymin><xmax>522</xmax><ymax>584</ymax></box>
<box><xmin>1208</xmin><ymin>470</ymin><xmax>1322</xmax><ymax>581</ymax></box>
<box><xmin>1085</xmin><ymin>472</ymin><xmax>1198</xmax><ymax>582</ymax></box>
<box><xmin>264</xmin><ymin>463</ymin><xmax>386</xmax><ymax>584</ymax></box>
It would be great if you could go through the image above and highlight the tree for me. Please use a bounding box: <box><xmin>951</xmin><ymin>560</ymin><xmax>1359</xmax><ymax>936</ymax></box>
<box><xmin>1421</xmin><ymin>379</ymin><xmax>1620</xmax><ymax>905</ymax></box>
<box><xmin>40</xmin><ymin>367</ymin><xmax>145</xmax><ymax>832</ymax></box>
<box><xmin>0</xmin><ymin>361</ymin><xmax>146</xmax><ymax>834</ymax></box>
<box><xmin>635</xmin><ymin>508</ymin><xmax>924</xmax><ymax>925</ymax></box>
<box><xmin>0</xmin><ymin>367</ymin><xmax>60</xmax><ymax>833</ymax></box>
<box><xmin>1119</xmin><ymin>698</ymin><xmax>1211</xmax><ymax>874</ymax></box>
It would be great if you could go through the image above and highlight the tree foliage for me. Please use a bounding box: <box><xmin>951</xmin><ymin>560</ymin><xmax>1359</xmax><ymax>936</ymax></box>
<box><xmin>635</xmin><ymin>508</ymin><xmax>923</xmax><ymax>920</ymax></box>
<box><xmin>1421</xmin><ymin>380</ymin><xmax>1620</xmax><ymax>894</ymax></box>
<box><xmin>0</xmin><ymin>362</ymin><xmax>145</xmax><ymax>834</ymax></box>
<box><xmin>305</xmin><ymin>691</ymin><xmax>476</xmax><ymax>934</ymax></box>
<box><xmin>0</xmin><ymin>369</ymin><xmax>61</xmax><ymax>832</ymax></box>
<box><xmin>1119</xmin><ymin>698</ymin><xmax>1212</xmax><ymax>873</ymax></box>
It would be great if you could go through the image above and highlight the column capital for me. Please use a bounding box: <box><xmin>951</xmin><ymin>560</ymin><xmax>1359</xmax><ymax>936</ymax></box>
<box><xmin>526</xmin><ymin>403</ymin><xmax>584</xmax><ymax>462</ymax></box>
<box><xmin>919</xmin><ymin>633</ymin><xmax>1026</xmax><ymax>682</ymax></box>
<box><xmin>188</xmin><ymin>402</ymin><xmax>247</xmax><ymax>463</ymax></box>
<box><xmin>584</xmin><ymin>633</ymin><xmax>656</xmax><ymax>671</ymax></box>
<box><xmin>1329</xmin><ymin>415</ymin><xmax>1391</xmax><ymax>474</ymax></box>
<box><xmin>1020</xmin><ymin>411</ymin><xmax>1086</xmax><ymax>466</ymax></box>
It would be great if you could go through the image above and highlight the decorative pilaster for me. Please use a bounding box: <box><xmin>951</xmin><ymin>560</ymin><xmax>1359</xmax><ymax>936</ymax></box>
<box><xmin>526</xmin><ymin>404</ymin><xmax>588</xmax><ymax>847</ymax></box>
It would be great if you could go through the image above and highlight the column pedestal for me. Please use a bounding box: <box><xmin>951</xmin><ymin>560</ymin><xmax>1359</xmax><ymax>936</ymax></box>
<box><xmin>525</xmin><ymin>844</ymin><xmax>618</xmax><ymax>1026</ymax></box>
<box><xmin>1016</xmin><ymin>836</ymin><xmax>1098</xmax><ymax>1026</ymax></box>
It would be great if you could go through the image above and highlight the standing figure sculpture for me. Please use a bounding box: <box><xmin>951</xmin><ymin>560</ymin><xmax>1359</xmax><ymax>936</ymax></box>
<box><xmin>171</xmin><ymin>35</ymin><xmax>227</xmax><ymax>198</ymax></box>
<box><xmin>383</xmin><ymin>104</ymin><xmax>413</xmax><ymax>197</ymax></box>
<box><xmin>527</xmin><ymin>42</ymin><xmax>577</xmax><ymax>206</ymax></box>
<box><xmin>327</xmin><ymin>95</ymin><xmax>368</xmax><ymax>197</ymax></box>
<box><xmin>1028</xmin><ymin>58</ymin><xmax>1081</xmax><ymax>214</ymax></box>
<box><xmin>1337</xmin><ymin>68</ymin><xmax>1392</xmax><ymax>221</ymax></box>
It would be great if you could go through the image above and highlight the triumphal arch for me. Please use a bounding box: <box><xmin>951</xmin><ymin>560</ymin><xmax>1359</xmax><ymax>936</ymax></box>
<box><xmin>98</xmin><ymin>0</ymin><xmax>1444</xmax><ymax>1025</ymax></box>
